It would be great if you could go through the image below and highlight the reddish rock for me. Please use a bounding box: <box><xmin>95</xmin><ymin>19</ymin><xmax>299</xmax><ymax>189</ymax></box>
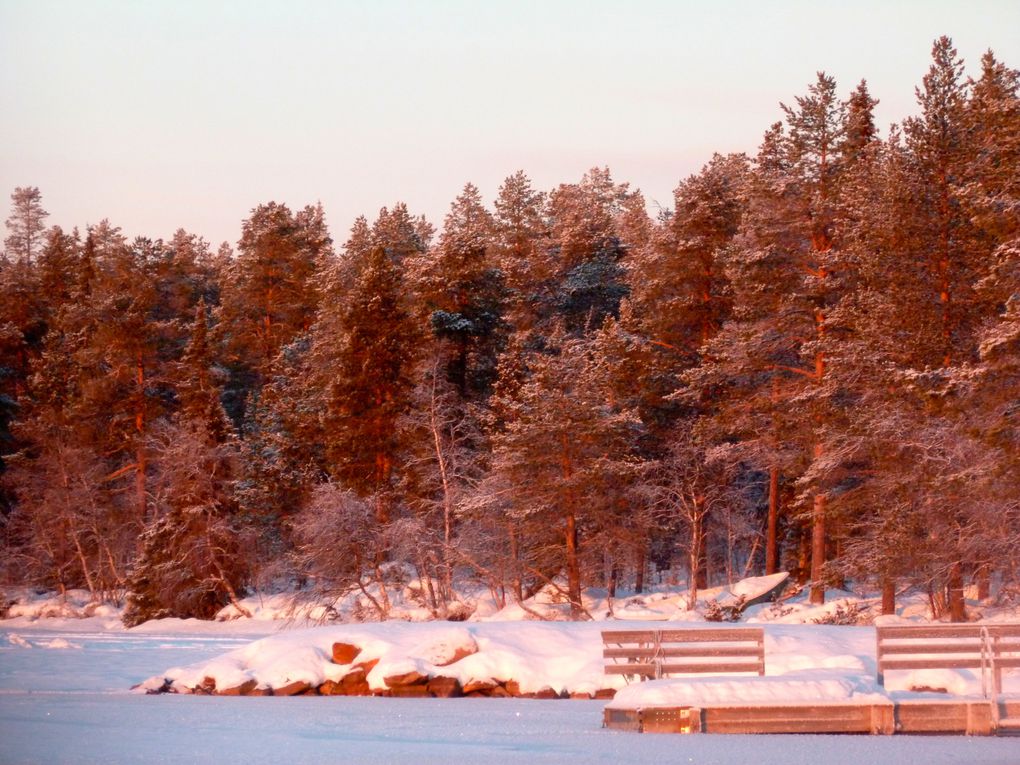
<box><xmin>534</xmin><ymin>686</ymin><xmax>560</xmax><ymax>700</ymax></box>
<box><xmin>504</xmin><ymin>680</ymin><xmax>521</xmax><ymax>696</ymax></box>
<box><xmin>388</xmin><ymin>684</ymin><xmax>431</xmax><ymax>697</ymax></box>
<box><xmin>427</xmin><ymin>676</ymin><xmax>463</xmax><ymax>698</ymax></box>
<box><xmin>217</xmin><ymin>679</ymin><xmax>257</xmax><ymax>696</ymax></box>
<box><xmin>461</xmin><ymin>679</ymin><xmax>497</xmax><ymax>695</ymax></box>
<box><xmin>196</xmin><ymin>676</ymin><xmax>216</xmax><ymax>695</ymax></box>
<box><xmin>317</xmin><ymin>680</ymin><xmax>342</xmax><ymax>696</ymax></box>
<box><xmin>569</xmin><ymin>691</ymin><xmax>593</xmax><ymax>700</ymax></box>
<box><xmin>248</xmin><ymin>686</ymin><xmax>273</xmax><ymax>696</ymax></box>
<box><xmin>384</xmin><ymin>670</ymin><xmax>429</xmax><ymax>688</ymax></box>
<box><xmin>489</xmin><ymin>685</ymin><xmax>511</xmax><ymax>698</ymax></box>
<box><xmin>273</xmin><ymin>680</ymin><xmax>311</xmax><ymax>697</ymax></box>
<box><xmin>433</xmin><ymin>643</ymin><xmax>478</xmax><ymax>667</ymax></box>
<box><xmin>340</xmin><ymin>669</ymin><xmax>371</xmax><ymax>696</ymax></box>
<box><xmin>331</xmin><ymin>642</ymin><xmax>362</xmax><ymax>665</ymax></box>
<box><xmin>594</xmin><ymin>688</ymin><xmax>617</xmax><ymax>699</ymax></box>
<box><xmin>353</xmin><ymin>658</ymin><xmax>379</xmax><ymax>674</ymax></box>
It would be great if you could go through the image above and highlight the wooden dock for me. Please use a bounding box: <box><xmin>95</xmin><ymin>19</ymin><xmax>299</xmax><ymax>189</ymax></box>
<box><xmin>604</xmin><ymin>698</ymin><xmax>1020</xmax><ymax>736</ymax></box>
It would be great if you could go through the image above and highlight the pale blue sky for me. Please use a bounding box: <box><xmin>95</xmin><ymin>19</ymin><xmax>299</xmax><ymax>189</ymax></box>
<box><xmin>2</xmin><ymin>0</ymin><xmax>1019</xmax><ymax>248</ymax></box>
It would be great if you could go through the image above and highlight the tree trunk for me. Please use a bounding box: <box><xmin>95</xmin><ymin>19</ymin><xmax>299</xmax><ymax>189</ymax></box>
<box><xmin>796</xmin><ymin>527</ymin><xmax>810</xmax><ymax>585</ymax></box>
<box><xmin>565</xmin><ymin>511</ymin><xmax>582</xmax><ymax>619</ymax></box>
<box><xmin>692</xmin><ymin>498</ymin><xmax>708</xmax><ymax>590</ymax></box>
<box><xmin>135</xmin><ymin>353</ymin><xmax>147</xmax><ymax>522</ymax></box>
<box><xmin>809</xmin><ymin>492</ymin><xmax>826</xmax><ymax>605</ymax></box>
<box><xmin>634</xmin><ymin>544</ymin><xmax>646</xmax><ymax>594</ymax></box>
<box><xmin>948</xmin><ymin>562</ymin><xmax>966</xmax><ymax>622</ymax></box>
<box><xmin>881</xmin><ymin>576</ymin><xmax>896</xmax><ymax>615</ymax></box>
<box><xmin>766</xmin><ymin>466</ymin><xmax>780</xmax><ymax>574</ymax></box>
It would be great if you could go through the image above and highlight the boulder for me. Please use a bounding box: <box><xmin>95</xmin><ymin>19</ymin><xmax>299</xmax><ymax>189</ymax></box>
<box><xmin>217</xmin><ymin>678</ymin><xmax>257</xmax><ymax>696</ymax></box>
<box><xmin>427</xmin><ymin>676</ymin><xmax>463</xmax><ymax>698</ymax></box>
<box><xmin>247</xmin><ymin>686</ymin><xmax>273</xmax><ymax>697</ymax></box>
<box><xmin>331</xmin><ymin>642</ymin><xmax>362</xmax><ymax>665</ymax></box>
<box><xmin>504</xmin><ymin>680</ymin><xmax>521</xmax><ymax>696</ymax></box>
<box><xmin>340</xmin><ymin>668</ymin><xmax>371</xmax><ymax>696</ymax></box>
<box><xmin>533</xmin><ymin>686</ymin><xmax>560</xmax><ymax>700</ymax></box>
<box><xmin>353</xmin><ymin>657</ymin><xmax>379</xmax><ymax>674</ymax></box>
<box><xmin>273</xmin><ymin>680</ymin><xmax>311</xmax><ymax>697</ymax></box>
<box><xmin>593</xmin><ymin>688</ymin><xmax>617</xmax><ymax>700</ymax></box>
<box><xmin>388</xmin><ymin>684</ymin><xmax>431</xmax><ymax>697</ymax></box>
<box><xmin>383</xmin><ymin>670</ymin><xmax>429</xmax><ymax>688</ymax></box>
<box><xmin>462</xmin><ymin>679</ymin><xmax>498</xmax><ymax>695</ymax></box>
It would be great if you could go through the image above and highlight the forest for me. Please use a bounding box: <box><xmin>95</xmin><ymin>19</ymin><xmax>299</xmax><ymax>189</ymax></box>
<box><xmin>0</xmin><ymin>37</ymin><xmax>1017</xmax><ymax>626</ymax></box>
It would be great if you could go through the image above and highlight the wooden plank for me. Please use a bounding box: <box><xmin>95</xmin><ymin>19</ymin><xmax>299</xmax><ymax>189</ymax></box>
<box><xmin>640</xmin><ymin>707</ymin><xmax>701</xmax><ymax>734</ymax></box>
<box><xmin>601</xmin><ymin>630</ymin><xmax>657</xmax><ymax>644</ymax></box>
<box><xmin>658</xmin><ymin>628</ymin><xmax>763</xmax><ymax>643</ymax></box>
<box><xmin>877</xmin><ymin>625</ymin><xmax>987</xmax><ymax>639</ymax></box>
<box><xmin>879</xmin><ymin>643</ymin><xmax>986</xmax><ymax>655</ymax></box>
<box><xmin>603</xmin><ymin>647</ymin><xmax>658</xmax><ymax>660</ymax></box>
<box><xmin>879</xmin><ymin>657</ymin><xmax>984</xmax><ymax>670</ymax></box>
<box><xmin>656</xmin><ymin>648</ymin><xmax>762</xmax><ymax>660</ymax></box>
<box><xmin>604</xmin><ymin>664</ymin><xmax>656</xmax><ymax>676</ymax></box>
<box><xmin>701</xmin><ymin>703</ymin><xmax>888</xmax><ymax>734</ymax></box>
<box><xmin>659</xmin><ymin>661</ymin><xmax>763</xmax><ymax>675</ymax></box>
<box><xmin>894</xmin><ymin>700</ymin><xmax>994</xmax><ymax>735</ymax></box>
<box><xmin>603</xmin><ymin>707</ymin><xmax>642</xmax><ymax>731</ymax></box>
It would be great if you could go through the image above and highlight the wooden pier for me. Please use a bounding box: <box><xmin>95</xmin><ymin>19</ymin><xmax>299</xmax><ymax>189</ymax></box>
<box><xmin>604</xmin><ymin>698</ymin><xmax>1020</xmax><ymax>736</ymax></box>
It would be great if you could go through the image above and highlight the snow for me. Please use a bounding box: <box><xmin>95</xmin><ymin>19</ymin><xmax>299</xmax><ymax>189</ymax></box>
<box><xmin>4</xmin><ymin>587</ymin><xmax>1020</xmax><ymax>763</ymax></box>
<box><xmin>609</xmin><ymin>674</ymin><xmax>887</xmax><ymax>709</ymax></box>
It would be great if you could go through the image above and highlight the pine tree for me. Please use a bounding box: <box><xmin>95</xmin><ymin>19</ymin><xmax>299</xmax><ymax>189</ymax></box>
<box><xmin>322</xmin><ymin>207</ymin><xmax>425</xmax><ymax>524</ymax></box>
<box><xmin>123</xmin><ymin>419</ymin><xmax>246</xmax><ymax>626</ymax></box>
<box><xmin>4</xmin><ymin>187</ymin><xmax>48</xmax><ymax>264</ymax></box>
<box><xmin>487</xmin><ymin>331</ymin><xmax>642</xmax><ymax>618</ymax></box>
<box><xmin>217</xmin><ymin>202</ymin><xmax>327</xmax><ymax>424</ymax></box>
<box><xmin>414</xmin><ymin>183</ymin><xmax>506</xmax><ymax>400</ymax></box>
<box><xmin>493</xmin><ymin>171</ymin><xmax>551</xmax><ymax>333</ymax></box>
<box><xmin>547</xmin><ymin>168</ymin><xmax>640</xmax><ymax>335</ymax></box>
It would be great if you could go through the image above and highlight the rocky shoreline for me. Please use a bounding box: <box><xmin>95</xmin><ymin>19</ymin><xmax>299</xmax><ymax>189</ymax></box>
<box><xmin>146</xmin><ymin>640</ymin><xmax>618</xmax><ymax>699</ymax></box>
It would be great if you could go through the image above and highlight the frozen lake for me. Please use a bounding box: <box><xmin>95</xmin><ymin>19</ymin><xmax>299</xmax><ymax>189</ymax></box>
<box><xmin>2</xmin><ymin>626</ymin><xmax>1019</xmax><ymax>764</ymax></box>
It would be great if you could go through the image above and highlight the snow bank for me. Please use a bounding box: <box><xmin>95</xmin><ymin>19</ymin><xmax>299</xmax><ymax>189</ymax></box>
<box><xmin>607</xmin><ymin>672</ymin><xmax>887</xmax><ymax>709</ymax></box>
<box><xmin>140</xmin><ymin>621</ymin><xmax>614</xmax><ymax>696</ymax></box>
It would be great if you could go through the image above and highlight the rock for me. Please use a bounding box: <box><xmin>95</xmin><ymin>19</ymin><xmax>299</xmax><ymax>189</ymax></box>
<box><xmin>489</xmin><ymin>685</ymin><xmax>511</xmax><ymax>698</ymax></box>
<box><xmin>331</xmin><ymin>642</ymin><xmax>362</xmax><ymax>665</ymax></box>
<box><xmin>196</xmin><ymin>676</ymin><xmax>216</xmax><ymax>695</ymax></box>
<box><xmin>340</xmin><ymin>668</ymin><xmax>371</xmax><ymax>696</ymax></box>
<box><xmin>353</xmin><ymin>658</ymin><xmax>379</xmax><ymax>674</ymax></box>
<box><xmin>593</xmin><ymin>688</ymin><xmax>617</xmax><ymax>699</ymax></box>
<box><xmin>388</xmin><ymin>684</ymin><xmax>431</xmax><ymax>697</ymax></box>
<box><xmin>504</xmin><ymin>680</ymin><xmax>521</xmax><ymax>696</ymax></box>
<box><xmin>461</xmin><ymin>679</ymin><xmax>497</xmax><ymax>695</ymax></box>
<box><xmin>273</xmin><ymin>680</ymin><xmax>311</xmax><ymax>697</ymax></box>
<box><xmin>384</xmin><ymin>670</ymin><xmax>429</xmax><ymax>688</ymax></box>
<box><xmin>317</xmin><ymin>680</ymin><xmax>342</xmax><ymax>696</ymax></box>
<box><xmin>569</xmin><ymin>691</ymin><xmax>593</xmax><ymax>700</ymax></box>
<box><xmin>217</xmin><ymin>678</ymin><xmax>257</xmax><ymax>696</ymax></box>
<box><xmin>145</xmin><ymin>678</ymin><xmax>173</xmax><ymax>695</ymax></box>
<box><xmin>427</xmin><ymin>676</ymin><xmax>463</xmax><ymax>697</ymax></box>
<box><xmin>247</xmin><ymin>686</ymin><xmax>273</xmax><ymax>696</ymax></box>
<box><xmin>434</xmin><ymin>643</ymin><xmax>478</xmax><ymax>667</ymax></box>
<box><xmin>534</xmin><ymin>686</ymin><xmax>560</xmax><ymax>700</ymax></box>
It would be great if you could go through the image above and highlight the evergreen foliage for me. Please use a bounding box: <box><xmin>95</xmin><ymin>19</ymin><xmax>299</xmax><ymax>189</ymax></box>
<box><xmin>1</xmin><ymin>39</ymin><xmax>1019</xmax><ymax>623</ymax></box>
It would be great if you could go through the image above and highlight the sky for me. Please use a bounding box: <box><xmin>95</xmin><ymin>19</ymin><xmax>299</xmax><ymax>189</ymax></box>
<box><xmin>2</xmin><ymin>0</ymin><xmax>1020</xmax><ymax>250</ymax></box>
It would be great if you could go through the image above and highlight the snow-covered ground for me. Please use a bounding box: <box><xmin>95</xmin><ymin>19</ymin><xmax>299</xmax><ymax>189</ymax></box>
<box><xmin>3</xmin><ymin>581</ymin><xmax>1020</xmax><ymax>763</ymax></box>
